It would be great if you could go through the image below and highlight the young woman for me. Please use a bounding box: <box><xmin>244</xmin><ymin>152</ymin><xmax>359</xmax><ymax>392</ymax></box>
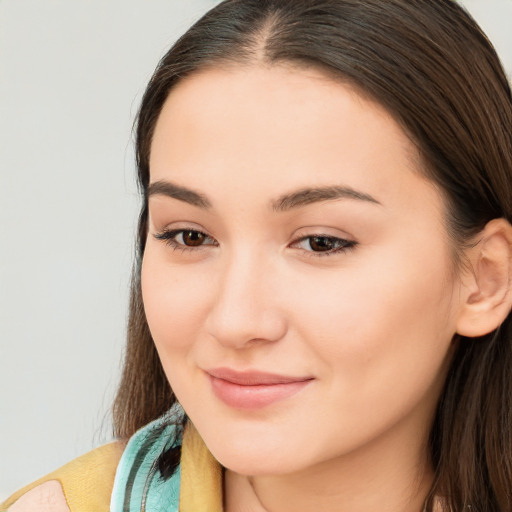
<box><xmin>3</xmin><ymin>0</ymin><xmax>512</xmax><ymax>511</ymax></box>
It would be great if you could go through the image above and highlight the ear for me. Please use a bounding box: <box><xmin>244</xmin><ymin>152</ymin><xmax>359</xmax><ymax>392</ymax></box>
<box><xmin>456</xmin><ymin>218</ymin><xmax>512</xmax><ymax>338</ymax></box>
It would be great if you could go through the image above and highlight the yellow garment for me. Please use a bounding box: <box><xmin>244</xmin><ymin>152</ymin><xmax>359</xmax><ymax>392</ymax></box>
<box><xmin>1</xmin><ymin>423</ymin><xmax>223</xmax><ymax>511</ymax></box>
<box><xmin>0</xmin><ymin>441</ymin><xmax>125</xmax><ymax>511</ymax></box>
<box><xmin>180</xmin><ymin>422</ymin><xmax>224</xmax><ymax>511</ymax></box>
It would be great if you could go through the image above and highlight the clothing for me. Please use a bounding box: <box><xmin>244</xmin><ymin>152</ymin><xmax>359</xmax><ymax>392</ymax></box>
<box><xmin>110</xmin><ymin>408</ymin><xmax>223</xmax><ymax>511</ymax></box>
<box><xmin>1</xmin><ymin>410</ymin><xmax>223</xmax><ymax>512</ymax></box>
<box><xmin>1</xmin><ymin>442</ymin><xmax>124</xmax><ymax>512</ymax></box>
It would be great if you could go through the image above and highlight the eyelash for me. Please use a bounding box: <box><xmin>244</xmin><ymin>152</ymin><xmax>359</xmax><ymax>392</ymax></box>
<box><xmin>153</xmin><ymin>229</ymin><xmax>358</xmax><ymax>258</ymax></box>
<box><xmin>154</xmin><ymin>229</ymin><xmax>218</xmax><ymax>254</ymax></box>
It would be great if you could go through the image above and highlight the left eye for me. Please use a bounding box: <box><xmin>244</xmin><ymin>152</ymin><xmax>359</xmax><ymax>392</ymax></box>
<box><xmin>293</xmin><ymin>235</ymin><xmax>356</xmax><ymax>254</ymax></box>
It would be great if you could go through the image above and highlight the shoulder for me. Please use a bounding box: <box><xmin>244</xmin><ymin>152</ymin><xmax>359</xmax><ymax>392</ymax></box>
<box><xmin>2</xmin><ymin>407</ymin><xmax>190</xmax><ymax>512</ymax></box>
<box><xmin>3</xmin><ymin>480</ymin><xmax>69</xmax><ymax>512</ymax></box>
<box><xmin>1</xmin><ymin>441</ymin><xmax>125</xmax><ymax>512</ymax></box>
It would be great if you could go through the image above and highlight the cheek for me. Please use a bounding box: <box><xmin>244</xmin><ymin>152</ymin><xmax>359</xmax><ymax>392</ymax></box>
<box><xmin>272</xmin><ymin>247</ymin><xmax>457</xmax><ymax>458</ymax></box>
<box><xmin>286</xmin><ymin>242</ymin><xmax>457</xmax><ymax>397</ymax></box>
<box><xmin>140</xmin><ymin>249</ymin><xmax>213</xmax><ymax>354</ymax></box>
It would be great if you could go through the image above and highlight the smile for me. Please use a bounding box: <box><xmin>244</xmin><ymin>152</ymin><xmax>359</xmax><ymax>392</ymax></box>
<box><xmin>206</xmin><ymin>368</ymin><xmax>314</xmax><ymax>409</ymax></box>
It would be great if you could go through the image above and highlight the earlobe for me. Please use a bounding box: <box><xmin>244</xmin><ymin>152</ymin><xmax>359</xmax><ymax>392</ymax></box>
<box><xmin>456</xmin><ymin>218</ymin><xmax>512</xmax><ymax>338</ymax></box>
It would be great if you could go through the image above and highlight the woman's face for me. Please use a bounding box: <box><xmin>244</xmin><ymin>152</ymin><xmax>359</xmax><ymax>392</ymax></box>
<box><xmin>141</xmin><ymin>65</ymin><xmax>463</xmax><ymax>476</ymax></box>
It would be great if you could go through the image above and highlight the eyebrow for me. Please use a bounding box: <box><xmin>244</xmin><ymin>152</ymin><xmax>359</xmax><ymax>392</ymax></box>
<box><xmin>147</xmin><ymin>180</ymin><xmax>380</xmax><ymax>211</ymax></box>
<box><xmin>271</xmin><ymin>185</ymin><xmax>381</xmax><ymax>212</ymax></box>
<box><xmin>147</xmin><ymin>180</ymin><xmax>212</xmax><ymax>209</ymax></box>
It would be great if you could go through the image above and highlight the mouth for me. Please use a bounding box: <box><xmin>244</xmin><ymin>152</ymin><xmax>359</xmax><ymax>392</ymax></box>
<box><xmin>205</xmin><ymin>367</ymin><xmax>314</xmax><ymax>409</ymax></box>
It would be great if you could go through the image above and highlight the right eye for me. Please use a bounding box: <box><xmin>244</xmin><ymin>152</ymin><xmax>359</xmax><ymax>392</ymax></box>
<box><xmin>153</xmin><ymin>229</ymin><xmax>218</xmax><ymax>251</ymax></box>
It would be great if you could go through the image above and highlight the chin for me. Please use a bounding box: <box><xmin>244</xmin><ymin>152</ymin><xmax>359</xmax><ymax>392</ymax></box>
<box><xmin>202</xmin><ymin>427</ymin><xmax>311</xmax><ymax>476</ymax></box>
<box><xmin>215</xmin><ymin>449</ymin><xmax>298</xmax><ymax>476</ymax></box>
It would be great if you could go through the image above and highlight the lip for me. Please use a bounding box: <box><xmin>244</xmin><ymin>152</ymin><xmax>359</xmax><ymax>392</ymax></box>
<box><xmin>206</xmin><ymin>367</ymin><xmax>314</xmax><ymax>409</ymax></box>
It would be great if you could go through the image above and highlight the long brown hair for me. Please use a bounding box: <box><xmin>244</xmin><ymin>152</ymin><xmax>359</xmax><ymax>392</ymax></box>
<box><xmin>113</xmin><ymin>1</ymin><xmax>512</xmax><ymax>509</ymax></box>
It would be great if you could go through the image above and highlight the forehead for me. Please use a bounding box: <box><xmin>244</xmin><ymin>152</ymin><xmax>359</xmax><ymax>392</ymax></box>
<box><xmin>149</xmin><ymin>65</ymin><xmax>439</xmax><ymax>216</ymax></box>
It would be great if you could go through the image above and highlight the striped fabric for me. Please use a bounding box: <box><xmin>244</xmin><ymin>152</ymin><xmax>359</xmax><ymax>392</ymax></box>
<box><xmin>110</xmin><ymin>406</ymin><xmax>184</xmax><ymax>512</ymax></box>
<box><xmin>1</xmin><ymin>404</ymin><xmax>223</xmax><ymax>511</ymax></box>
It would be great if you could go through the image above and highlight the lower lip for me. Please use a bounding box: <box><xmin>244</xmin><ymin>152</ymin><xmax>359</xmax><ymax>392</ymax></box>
<box><xmin>209</xmin><ymin>376</ymin><xmax>312</xmax><ymax>409</ymax></box>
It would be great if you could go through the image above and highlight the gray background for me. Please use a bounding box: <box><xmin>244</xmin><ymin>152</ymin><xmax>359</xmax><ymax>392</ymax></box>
<box><xmin>1</xmin><ymin>0</ymin><xmax>511</xmax><ymax>500</ymax></box>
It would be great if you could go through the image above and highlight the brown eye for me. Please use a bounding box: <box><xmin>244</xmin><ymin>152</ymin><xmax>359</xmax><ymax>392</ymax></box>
<box><xmin>292</xmin><ymin>234</ymin><xmax>357</xmax><ymax>257</ymax></box>
<box><xmin>309</xmin><ymin>236</ymin><xmax>336</xmax><ymax>252</ymax></box>
<box><xmin>182</xmin><ymin>230</ymin><xmax>206</xmax><ymax>246</ymax></box>
<box><xmin>153</xmin><ymin>228</ymin><xmax>217</xmax><ymax>249</ymax></box>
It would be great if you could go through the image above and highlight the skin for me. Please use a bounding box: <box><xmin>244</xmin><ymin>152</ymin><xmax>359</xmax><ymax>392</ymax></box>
<box><xmin>9</xmin><ymin>481</ymin><xmax>69</xmax><ymax>512</ymax></box>
<box><xmin>141</xmin><ymin>65</ymin><xmax>466</xmax><ymax>512</ymax></box>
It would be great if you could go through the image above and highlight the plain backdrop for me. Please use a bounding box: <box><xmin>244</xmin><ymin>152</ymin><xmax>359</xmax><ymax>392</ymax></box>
<box><xmin>1</xmin><ymin>0</ymin><xmax>511</xmax><ymax>500</ymax></box>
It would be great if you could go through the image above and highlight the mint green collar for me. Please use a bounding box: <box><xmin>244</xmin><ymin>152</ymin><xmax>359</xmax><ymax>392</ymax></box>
<box><xmin>110</xmin><ymin>406</ymin><xmax>184</xmax><ymax>512</ymax></box>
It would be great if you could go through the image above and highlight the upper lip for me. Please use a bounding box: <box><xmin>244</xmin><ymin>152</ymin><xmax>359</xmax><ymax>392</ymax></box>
<box><xmin>206</xmin><ymin>367</ymin><xmax>313</xmax><ymax>386</ymax></box>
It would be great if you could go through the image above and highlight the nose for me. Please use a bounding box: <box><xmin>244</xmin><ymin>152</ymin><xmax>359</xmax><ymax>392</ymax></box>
<box><xmin>204</xmin><ymin>249</ymin><xmax>288</xmax><ymax>349</ymax></box>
